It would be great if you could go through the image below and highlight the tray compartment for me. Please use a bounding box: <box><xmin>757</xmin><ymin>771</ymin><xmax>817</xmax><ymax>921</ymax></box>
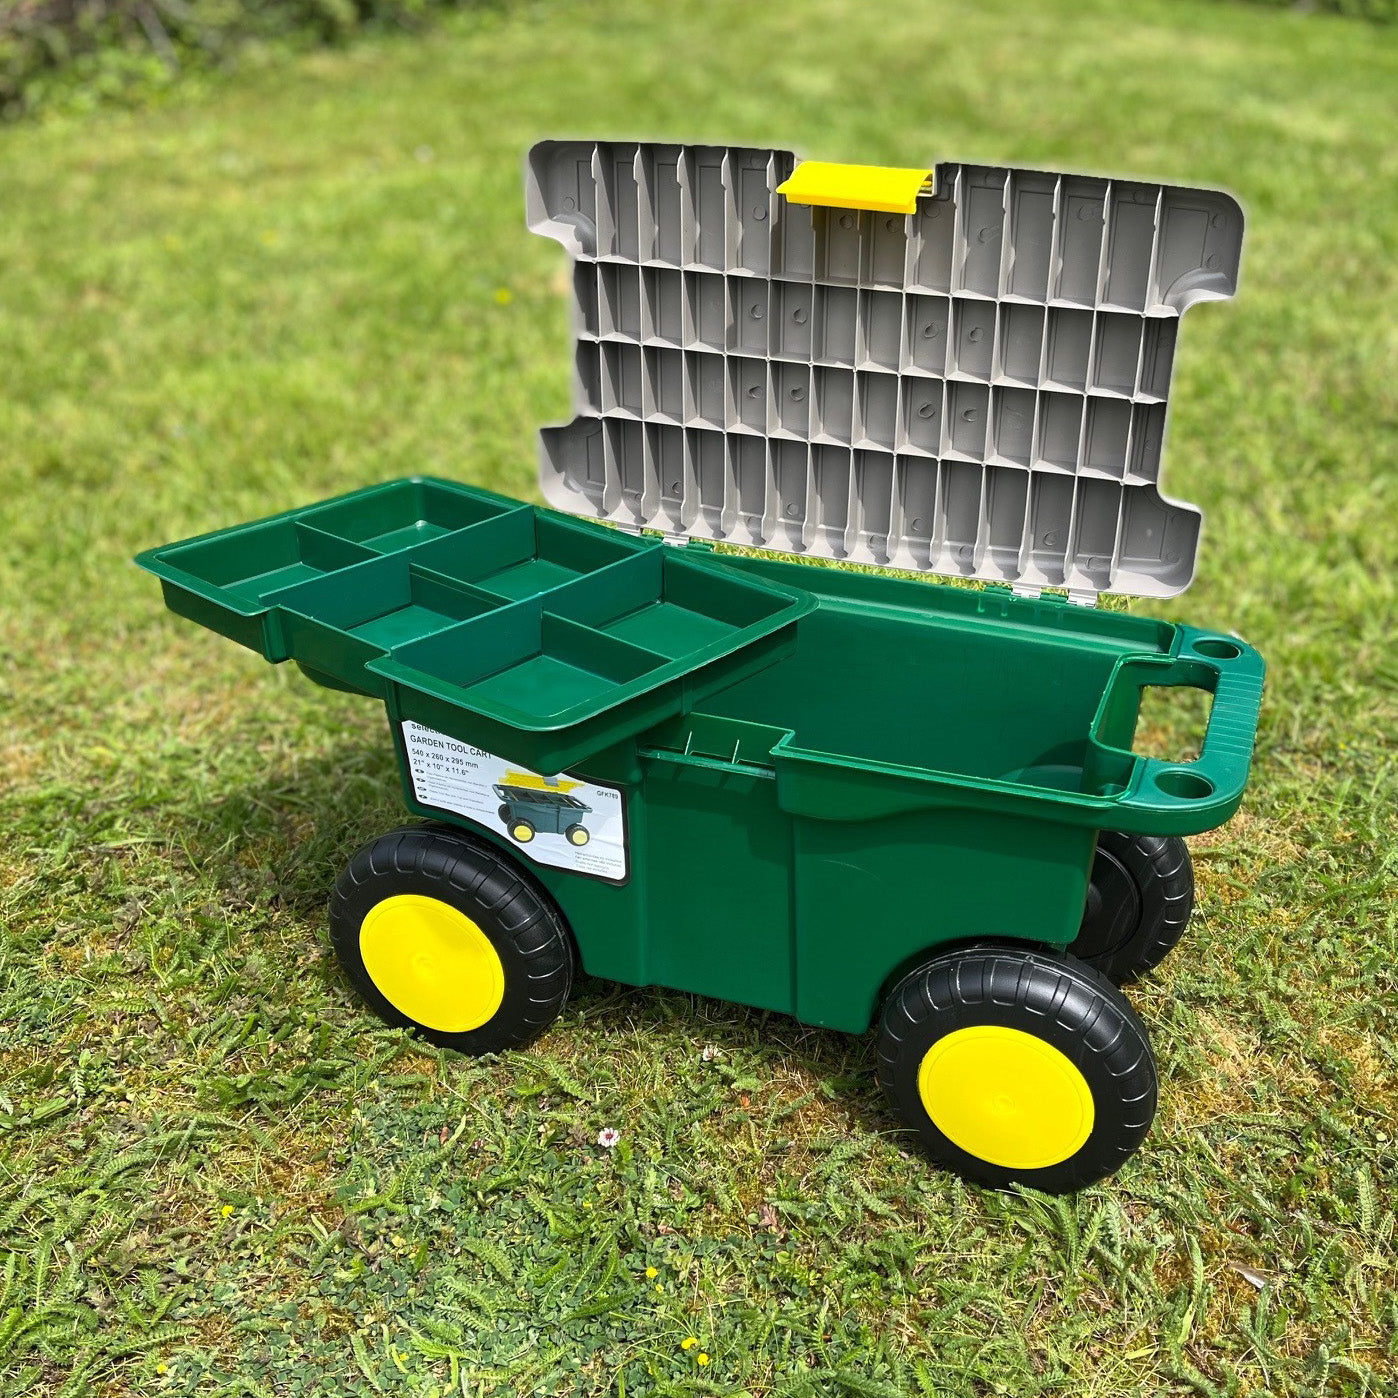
<box><xmin>407</xmin><ymin>507</ymin><xmax>650</xmax><ymax>600</ymax></box>
<box><xmin>303</xmin><ymin>478</ymin><xmax>515</xmax><ymax>553</ymax></box>
<box><xmin>158</xmin><ymin>519</ymin><xmax>377</xmax><ymax>607</ymax></box>
<box><xmin>277</xmin><ymin>557</ymin><xmax>500</xmax><ymax>647</ymax></box>
<box><xmin>410</xmin><ymin>608</ymin><xmax>665</xmax><ymax>720</ymax></box>
<box><xmin>547</xmin><ymin>549</ymin><xmax>794</xmax><ymax>659</ymax></box>
<box><xmin>266</xmin><ymin>554</ymin><xmax>503</xmax><ymax>689</ymax></box>
<box><xmin>371</xmin><ymin>602</ymin><xmax>677</xmax><ymax>772</ymax></box>
<box><xmin>141</xmin><ymin>518</ymin><xmax>379</xmax><ymax>655</ymax></box>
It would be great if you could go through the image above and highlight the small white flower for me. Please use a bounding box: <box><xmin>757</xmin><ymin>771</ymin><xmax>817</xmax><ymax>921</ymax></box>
<box><xmin>701</xmin><ymin>1044</ymin><xmax>719</xmax><ymax>1062</ymax></box>
<box><xmin>597</xmin><ymin>1127</ymin><xmax>621</xmax><ymax>1149</ymax></box>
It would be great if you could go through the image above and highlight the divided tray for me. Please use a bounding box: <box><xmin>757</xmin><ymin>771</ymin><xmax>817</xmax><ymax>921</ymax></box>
<box><xmin>137</xmin><ymin>477</ymin><xmax>814</xmax><ymax>773</ymax></box>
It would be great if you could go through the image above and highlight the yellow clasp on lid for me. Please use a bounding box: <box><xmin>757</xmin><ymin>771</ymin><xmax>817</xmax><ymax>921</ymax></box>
<box><xmin>776</xmin><ymin>160</ymin><xmax>934</xmax><ymax>215</ymax></box>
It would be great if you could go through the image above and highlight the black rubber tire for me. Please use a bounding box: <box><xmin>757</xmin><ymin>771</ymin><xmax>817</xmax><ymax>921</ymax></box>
<box><xmin>565</xmin><ymin>823</ymin><xmax>590</xmax><ymax>847</ymax></box>
<box><xmin>329</xmin><ymin>824</ymin><xmax>575</xmax><ymax>1054</ymax></box>
<box><xmin>877</xmin><ymin>946</ymin><xmax>1157</xmax><ymax>1193</ymax></box>
<box><xmin>497</xmin><ymin>804</ymin><xmax>512</xmax><ymax>825</ymax></box>
<box><xmin>1070</xmin><ymin>832</ymin><xmax>1194</xmax><ymax>985</ymax></box>
<box><xmin>509</xmin><ymin>818</ymin><xmax>535</xmax><ymax>844</ymax></box>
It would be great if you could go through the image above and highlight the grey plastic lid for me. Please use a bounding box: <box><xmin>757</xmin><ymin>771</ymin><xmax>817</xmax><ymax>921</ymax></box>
<box><xmin>526</xmin><ymin>141</ymin><xmax>1242</xmax><ymax>600</ymax></box>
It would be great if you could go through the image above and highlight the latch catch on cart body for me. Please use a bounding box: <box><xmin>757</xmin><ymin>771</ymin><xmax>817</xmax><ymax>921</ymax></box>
<box><xmin>612</xmin><ymin>520</ymin><xmax>690</xmax><ymax>548</ymax></box>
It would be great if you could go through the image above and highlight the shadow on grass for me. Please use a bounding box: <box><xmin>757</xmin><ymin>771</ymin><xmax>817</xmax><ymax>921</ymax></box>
<box><xmin>169</xmin><ymin>734</ymin><xmax>896</xmax><ymax>1136</ymax></box>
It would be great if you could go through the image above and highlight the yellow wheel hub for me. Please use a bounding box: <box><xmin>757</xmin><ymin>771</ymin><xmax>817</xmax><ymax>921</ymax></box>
<box><xmin>358</xmin><ymin>894</ymin><xmax>505</xmax><ymax>1034</ymax></box>
<box><xmin>512</xmin><ymin>823</ymin><xmax>534</xmax><ymax>843</ymax></box>
<box><xmin>917</xmin><ymin>1025</ymin><xmax>1095</xmax><ymax>1171</ymax></box>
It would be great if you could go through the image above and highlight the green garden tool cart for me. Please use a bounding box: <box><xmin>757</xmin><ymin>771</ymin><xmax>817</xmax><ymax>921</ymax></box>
<box><xmin>138</xmin><ymin>141</ymin><xmax>1264</xmax><ymax>1192</ymax></box>
<box><xmin>493</xmin><ymin>779</ymin><xmax>594</xmax><ymax>848</ymax></box>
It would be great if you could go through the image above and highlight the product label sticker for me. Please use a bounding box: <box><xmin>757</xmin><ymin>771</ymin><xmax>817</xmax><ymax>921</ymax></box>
<box><xmin>399</xmin><ymin>721</ymin><xmax>628</xmax><ymax>884</ymax></box>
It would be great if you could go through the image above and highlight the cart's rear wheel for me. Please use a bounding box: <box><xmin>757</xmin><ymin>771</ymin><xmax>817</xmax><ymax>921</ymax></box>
<box><xmin>565</xmin><ymin>823</ymin><xmax>590</xmax><ymax>847</ymax></box>
<box><xmin>330</xmin><ymin>825</ymin><xmax>575</xmax><ymax>1054</ymax></box>
<box><xmin>498</xmin><ymin>804</ymin><xmax>512</xmax><ymax>825</ymax></box>
<box><xmin>1070</xmin><ymin>832</ymin><xmax>1193</xmax><ymax>984</ymax></box>
<box><xmin>877</xmin><ymin>947</ymin><xmax>1156</xmax><ymax>1192</ymax></box>
<box><xmin>509</xmin><ymin>818</ymin><xmax>536</xmax><ymax>844</ymax></box>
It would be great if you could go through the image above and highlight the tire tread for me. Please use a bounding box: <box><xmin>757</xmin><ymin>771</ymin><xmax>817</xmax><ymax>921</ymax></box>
<box><xmin>876</xmin><ymin>946</ymin><xmax>1157</xmax><ymax>1192</ymax></box>
<box><xmin>329</xmin><ymin>823</ymin><xmax>575</xmax><ymax>1054</ymax></box>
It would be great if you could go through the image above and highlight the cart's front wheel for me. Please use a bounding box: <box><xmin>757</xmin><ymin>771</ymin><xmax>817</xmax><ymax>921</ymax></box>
<box><xmin>509</xmin><ymin>818</ymin><xmax>536</xmax><ymax>844</ymax></box>
<box><xmin>330</xmin><ymin>825</ymin><xmax>575</xmax><ymax>1054</ymax></box>
<box><xmin>877</xmin><ymin>947</ymin><xmax>1156</xmax><ymax>1192</ymax></box>
<box><xmin>1070</xmin><ymin>831</ymin><xmax>1194</xmax><ymax>984</ymax></box>
<box><xmin>565</xmin><ymin>823</ymin><xmax>590</xmax><ymax>847</ymax></box>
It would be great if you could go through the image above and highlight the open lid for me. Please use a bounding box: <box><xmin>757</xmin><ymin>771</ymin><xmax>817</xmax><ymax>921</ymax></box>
<box><xmin>526</xmin><ymin>141</ymin><xmax>1242</xmax><ymax>601</ymax></box>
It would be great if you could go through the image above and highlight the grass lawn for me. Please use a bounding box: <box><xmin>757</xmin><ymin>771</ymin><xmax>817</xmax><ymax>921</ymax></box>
<box><xmin>2</xmin><ymin>0</ymin><xmax>1396</xmax><ymax>1393</ymax></box>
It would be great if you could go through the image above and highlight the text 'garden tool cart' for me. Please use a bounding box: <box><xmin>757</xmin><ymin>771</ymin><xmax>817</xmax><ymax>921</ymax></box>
<box><xmin>138</xmin><ymin>141</ymin><xmax>1264</xmax><ymax>1191</ymax></box>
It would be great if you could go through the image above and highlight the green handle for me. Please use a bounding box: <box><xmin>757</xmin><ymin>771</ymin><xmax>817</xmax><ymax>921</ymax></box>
<box><xmin>1088</xmin><ymin>628</ymin><xmax>1265</xmax><ymax>824</ymax></box>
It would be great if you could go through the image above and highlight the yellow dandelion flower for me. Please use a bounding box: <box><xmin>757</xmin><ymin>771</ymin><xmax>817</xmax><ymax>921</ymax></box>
<box><xmin>654</xmin><ymin>1282</ymin><xmax>664</xmax><ymax>1293</ymax></box>
<box><xmin>646</xmin><ymin>1266</ymin><xmax>658</xmax><ymax>1279</ymax></box>
<box><xmin>697</xmin><ymin>1352</ymin><xmax>710</xmax><ymax>1366</ymax></box>
<box><xmin>220</xmin><ymin>1204</ymin><xmax>234</xmax><ymax>1218</ymax></box>
<box><xmin>681</xmin><ymin>1337</ymin><xmax>698</xmax><ymax>1350</ymax></box>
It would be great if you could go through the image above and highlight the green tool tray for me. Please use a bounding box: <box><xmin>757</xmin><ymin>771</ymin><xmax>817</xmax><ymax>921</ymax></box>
<box><xmin>137</xmin><ymin>476</ymin><xmax>814</xmax><ymax>773</ymax></box>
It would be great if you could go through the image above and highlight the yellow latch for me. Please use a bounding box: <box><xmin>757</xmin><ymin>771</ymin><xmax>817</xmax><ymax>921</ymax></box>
<box><xmin>776</xmin><ymin>161</ymin><xmax>934</xmax><ymax>216</ymax></box>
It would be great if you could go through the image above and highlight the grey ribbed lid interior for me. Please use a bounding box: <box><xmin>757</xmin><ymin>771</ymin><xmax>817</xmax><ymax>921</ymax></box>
<box><xmin>526</xmin><ymin>141</ymin><xmax>1242</xmax><ymax>600</ymax></box>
